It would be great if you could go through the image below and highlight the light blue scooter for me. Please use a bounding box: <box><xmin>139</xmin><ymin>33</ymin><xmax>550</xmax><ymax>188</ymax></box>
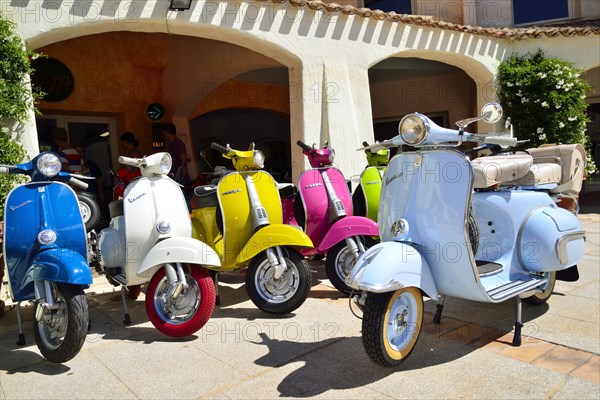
<box><xmin>1</xmin><ymin>152</ymin><xmax>93</xmax><ymax>363</ymax></box>
<box><xmin>347</xmin><ymin>103</ymin><xmax>585</xmax><ymax>367</ymax></box>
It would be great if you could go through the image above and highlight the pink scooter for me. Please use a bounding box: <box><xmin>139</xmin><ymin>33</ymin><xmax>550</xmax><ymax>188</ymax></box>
<box><xmin>292</xmin><ymin>140</ymin><xmax>379</xmax><ymax>294</ymax></box>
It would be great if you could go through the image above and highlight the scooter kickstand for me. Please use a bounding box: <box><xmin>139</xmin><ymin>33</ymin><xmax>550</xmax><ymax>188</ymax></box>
<box><xmin>120</xmin><ymin>286</ymin><xmax>131</xmax><ymax>326</ymax></box>
<box><xmin>16</xmin><ymin>303</ymin><xmax>25</xmax><ymax>346</ymax></box>
<box><xmin>512</xmin><ymin>296</ymin><xmax>523</xmax><ymax>346</ymax></box>
<box><xmin>214</xmin><ymin>272</ymin><xmax>221</xmax><ymax>306</ymax></box>
<box><xmin>433</xmin><ymin>296</ymin><xmax>445</xmax><ymax>324</ymax></box>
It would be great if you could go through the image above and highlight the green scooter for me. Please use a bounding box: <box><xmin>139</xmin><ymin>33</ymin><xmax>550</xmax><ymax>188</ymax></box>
<box><xmin>351</xmin><ymin>142</ymin><xmax>389</xmax><ymax>222</ymax></box>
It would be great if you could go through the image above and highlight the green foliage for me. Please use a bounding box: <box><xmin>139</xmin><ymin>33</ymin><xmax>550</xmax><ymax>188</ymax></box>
<box><xmin>0</xmin><ymin>128</ymin><xmax>27</xmax><ymax>217</ymax></box>
<box><xmin>497</xmin><ymin>50</ymin><xmax>596</xmax><ymax>175</ymax></box>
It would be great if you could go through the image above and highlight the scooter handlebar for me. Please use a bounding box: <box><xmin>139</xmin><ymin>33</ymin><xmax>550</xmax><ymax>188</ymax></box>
<box><xmin>68</xmin><ymin>177</ymin><xmax>89</xmax><ymax>190</ymax></box>
<box><xmin>362</xmin><ymin>141</ymin><xmax>369</xmax><ymax>147</ymax></box>
<box><xmin>211</xmin><ymin>142</ymin><xmax>230</xmax><ymax>155</ymax></box>
<box><xmin>0</xmin><ymin>165</ymin><xmax>11</xmax><ymax>174</ymax></box>
<box><xmin>483</xmin><ymin>135</ymin><xmax>518</xmax><ymax>148</ymax></box>
<box><xmin>118</xmin><ymin>156</ymin><xmax>140</xmax><ymax>167</ymax></box>
<box><xmin>296</xmin><ymin>140</ymin><xmax>311</xmax><ymax>152</ymax></box>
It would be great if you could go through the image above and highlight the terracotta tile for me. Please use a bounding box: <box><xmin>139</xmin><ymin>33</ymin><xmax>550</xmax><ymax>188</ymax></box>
<box><xmin>499</xmin><ymin>340</ymin><xmax>555</xmax><ymax>363</ymax></box>
<box><xmin>441</xmin><ymin>323</ymin><xmax>490</xmax><ymax>345</ymax></box>
<box><xmin>532</xmin><ymin>346</ymin><xmax>592</xmax><ymax>374</ymax></box>
<box><xmin>422</xmin><ymin>317</ymin><xmax>467</xmax><ymax>337</ymax></box>
<box><xmin>570</xmin><ymin>355</ymin><xmax>600</xmax><ymax>384</ymax></box>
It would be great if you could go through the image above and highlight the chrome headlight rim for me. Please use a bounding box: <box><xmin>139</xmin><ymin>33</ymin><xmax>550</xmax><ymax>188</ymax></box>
<box><xmin>328</xmin><ymin>148</ymin><xmax>335</xmax><ymax>164</ymax></box>
<box><xmin>253</xmin><ymin>150</ymin><xmax>265</xmax><ymax>169</ymax></box>
<box><xmin>156</xmin><ymin>220</ymin><xmax>172</xmax><ymax>235</ymax></box>
<box><xmin>37</xmin><ymin>229</ymin><xmax>57</xmax><ymax>245</ymax></box>
<box><xmin>37</xmin><ymin>153</ymin><xmax>62</xmax><ymax>178</ymax></box>
<box><xmin>398</xmin><ymin>113</ymin><xmax>430</xmax><ymax>146</ymax></box>
<box><xmin>160</xmin><ymin>153</ymin><xmax>172</xmax><ymax>175</ymax></box>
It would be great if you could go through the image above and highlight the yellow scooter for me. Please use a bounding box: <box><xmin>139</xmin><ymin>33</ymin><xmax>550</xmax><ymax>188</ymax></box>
<box><xmin>191</xmin><ymin>143</ymin><xmax>313</xmax><ymax>314</ymax></box>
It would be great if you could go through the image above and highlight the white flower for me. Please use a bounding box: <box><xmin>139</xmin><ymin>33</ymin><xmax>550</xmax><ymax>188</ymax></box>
<box><xmin>516</xmin><ymin>81</ymin><xmax>521</xmax><ymax>86</ymax></box>
<box><xmin>516</xmin><ymin>91</ymin><xmax>523</xmax><ymax>97</ymax></box>
<box><xmin>506</xmin><ymin>82</ymin><xmax>514</xmax><ymax>87</ymax></box>
<box><xmin>568</xmin><ymin>116</ymin><xmax>577</xmax><ymax>121</ymax></box>
<box><xmin>559</xmin><ymin>122</ymin><xmax>565</xmax><ymax>128</ymax></box>
<box><xmin>539</xmin><ymin>134</ymin><xmax>547</xmax><ymax>141</ymax></box>
<box><xmin>521</xmin><ymin>97</ymin><xmax>529</xmax><ymax>103</ymax></box>
<box><xmin>556</xmin><ymin>104</ymin><xmax>562</xmax><ymax>109</ymax></box>
<box><xmin>538</xmin><ymin>73</ymin><xmax>547</xmax><ymax>78</ymax></box>
<box><xmin>541</xmin><ymin>101</ymin><xmax>549</xmax><ymax>108</ymax></box>
<box><xmin>534</xmin><ymin>99</ymin><xmax>540</xmax><ymax>103</ymax></box>
<box><xmin>537</xmin><ymin>127</ymin><xmax>544</xmax><ymax>134</ymax></box>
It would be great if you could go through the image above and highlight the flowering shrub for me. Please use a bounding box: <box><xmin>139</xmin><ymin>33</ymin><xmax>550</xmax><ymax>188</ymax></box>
<box><xmin>497</xmin><ymin>50</ymin><xmax>596</xmax><ymax>175</ymax></box>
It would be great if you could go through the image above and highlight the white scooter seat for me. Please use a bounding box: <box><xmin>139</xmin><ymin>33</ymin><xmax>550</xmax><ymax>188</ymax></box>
<box><xmin>505</xmin><ymin>162</ymin><xmax>562</xmax><ymax>186</ymax></box>
<box><xmin>471</xmin><ymin>154</ymin><xmax>533</xmax><ymax>189</ymax></box>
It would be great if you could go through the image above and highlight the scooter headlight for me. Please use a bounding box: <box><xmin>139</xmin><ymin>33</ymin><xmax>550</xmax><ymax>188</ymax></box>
<box><xmin>37</xmin><ymin>153</ymin><xmax>61</xmax><ymax>178</ymax></box>
<box><xmin>37</xmin><ymin>229</ymin><xmax>57</xmax><ymax>245</ymax></box>
<box><xmin>156</xmin><ymin>220</ymin><xmax>171</xmax><ymax>234</ymax></box>
<box><xmin>253</xmin><ymin>150</ymin><xmax>265</xmax><ymax>169</ymax></box>
<box><xmin>160</xmin><ymin>153</ymin><xmax>172</xmax><ymax>175</ymax></box>
<box><xmin>398</xmin><ymin>113</ymin><xmax>429</xmax><ymax>146</ymax></box>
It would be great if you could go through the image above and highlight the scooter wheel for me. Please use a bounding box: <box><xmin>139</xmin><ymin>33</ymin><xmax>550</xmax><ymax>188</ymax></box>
<box><xmin>145</xmin><ymin>264</ymin><xmax>216</xmax><ymax>337</ymax></box>
<box><xmin>246</xmin><ymin>247</ymin><xmax>311</xmax><ymax>315</ymax></box>
<box><xmin>522</xmin><ymin>271</ymin><xmax>556</xmax><ymax>305</ymax></box>
<box><xmin>362</xmin><ymin>287</ymin><xmax>423</xmax><ymax>367</ymax></box>
<box><xmin>33</xmin><ymin>283</ymin><xmax>89</xmax><ymax>363</ymax></box>
<box><xmin>77</xmin><ymin>193</ymin><xmax>102</xmax><ymax>232</ymax></box>
<box><xmin>326</xmin><ymin>237</ymin><xmax>378</xmax><ymax>295</ymax></box>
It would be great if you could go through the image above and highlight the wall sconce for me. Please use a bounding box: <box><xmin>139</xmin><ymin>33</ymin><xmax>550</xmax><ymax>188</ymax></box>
<box><xmin>169</xmin><ymin>0</ymin><xmax>192</xmax><ymax>11</ymax></box>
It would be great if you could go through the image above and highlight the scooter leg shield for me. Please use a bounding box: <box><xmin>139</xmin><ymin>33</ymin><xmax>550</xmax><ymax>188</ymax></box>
<box><xmin>317</xmin><ymin>217</ymin><xmax>379</xmax><ymax>253</ymax></box>
<box><xmin>346</xmin><ymin>242</ymin><xmax>438</xmax><ymax>300</ymax></box>
<box><xmin>138</xmin><ymin>237</ymin><xmax>221</xmax><ymax>279</ymax></box>
<box><xmin>235</xmin><ymin>224</ymin><xmax>313</xmax><ymax>266</ymax></box>
<box><xmin>29</xmin><ymin>249</ymin><xmax>93</xmax><ymax>287</ymax></box>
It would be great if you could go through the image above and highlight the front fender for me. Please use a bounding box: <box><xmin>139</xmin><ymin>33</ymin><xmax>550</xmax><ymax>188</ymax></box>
<box><xmin>138</xmin><ymin>237</ymin><xmax>221</xmax><ymax>279</ymax></box>
<box><xmin>318</xmin><ymin>216</ymin><xmax>379</xmax><ymax>252</ymax></box>
<box><xmin>236</xmin><ymin>224</ymin><xmax>313</xmax><ymax>265</ymax></box>
<box><xmin>346</xmin><ymin>242</ymin><xmax>438</xmax><ymax>299</ymax></box>
<box><xmin>28</xmin><ymin>248</ymin><xmax>93</xmax><ymax>289</ymax></box>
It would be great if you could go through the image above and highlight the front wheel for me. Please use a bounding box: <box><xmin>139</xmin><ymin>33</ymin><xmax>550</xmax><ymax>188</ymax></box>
<box><xmin>33</xmin><ymin>282</ymin><xmax>89</xmax><ymax>363</ymax></box>
<box><xmin>77</xmin><ymin>193</ymin><xmax>101</xmax><ymax>232</ymax></box>
<box><xmin>523</xmin><ymin>271</ymin><xmax>556</xmax><ymax>305</ymax></box>
<box><xmin>362</xmin><ymin>287</ymin><xmax>423</xmax><ymax>367</ymax></box>
<box><xmin>145</xmin><ymin>264</ymin><xmax>216</xmax><ymax>337</ymax></box>
<box><xmin>246</xmin><ymin>248</ymin><xmax>311</xmax><ymax>315</ymax></box>
<box><xmin>326</xmin><ymin>236</ymin><xmax>378</xmax><ymax>294</ymax></box>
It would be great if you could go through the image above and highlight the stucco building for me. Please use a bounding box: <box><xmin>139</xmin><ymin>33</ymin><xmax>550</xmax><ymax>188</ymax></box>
<box><xmin>3</xmin><ymin>0</ymin><xmax>600</xmax><ymax>180</ymax></box>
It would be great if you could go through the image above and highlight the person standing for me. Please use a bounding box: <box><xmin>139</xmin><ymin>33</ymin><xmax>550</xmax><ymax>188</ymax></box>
<box><xmin>51</xmin><ymin>127</ymin><xmax>83</xmax><ymax>173</ymax></box>
<box><xmin>120</xmin><ymin>131</ymin><xmax>142</xmax><ymax>159</ymax></box>
<box><xmin>162</xmin><ymin>122</ymin><xmax>188</xmax><ymax>184</ymax></box>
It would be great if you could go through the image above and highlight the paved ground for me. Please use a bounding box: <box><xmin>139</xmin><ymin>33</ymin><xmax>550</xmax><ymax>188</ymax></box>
<box><xmin>0</xmin><ymin>209</ymin><xmax>598</xmax><ymax>399</ymax></box>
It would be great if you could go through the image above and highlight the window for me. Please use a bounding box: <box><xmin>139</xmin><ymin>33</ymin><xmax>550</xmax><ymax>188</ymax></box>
<box><xmin>364</xmin><ymin>0</ymin><xmax>412</xmax><ymax>14</ymax></box>
<box><xmin>513</xmin><ymin>0</ymin><xmax>570</xmax><ymax>25</ymax></box>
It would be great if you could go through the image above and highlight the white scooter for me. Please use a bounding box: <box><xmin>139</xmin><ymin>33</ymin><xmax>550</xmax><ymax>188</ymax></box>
<box><xmin>97</xmin><ymin>153</ymin><xmax>220</xmax><ymax>337</ymax></box>
<box><xmin>347</xmin><ymin>103</ymin><xmax>585</xmax><ymax>367</ymax></box>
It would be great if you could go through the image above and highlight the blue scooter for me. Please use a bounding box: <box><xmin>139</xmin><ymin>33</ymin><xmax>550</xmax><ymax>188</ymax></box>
<box><xmin>1</xmin><ymin>152</ymin><xmax>92</xmax><ymax>363</ymax></box>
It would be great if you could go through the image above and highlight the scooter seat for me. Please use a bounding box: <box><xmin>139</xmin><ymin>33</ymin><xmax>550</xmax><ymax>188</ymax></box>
<box><xmin>505</xmin><ymin>162</ymin><xmax>562</xmax><ymax>187</ymax></box>
<box><xmin>471</xmin><ymin>154</ymin><xmax>533</xmax><ymax>189</ymax></box>
<box><xmin>277</xmin><ymin>183</ymin><xmax>297</xmax><ymax>198</ymax></box>
<box><xmin>193</xmin><ymin>185</ymin><xmax>218</xmax><ymax>208</ymax></box>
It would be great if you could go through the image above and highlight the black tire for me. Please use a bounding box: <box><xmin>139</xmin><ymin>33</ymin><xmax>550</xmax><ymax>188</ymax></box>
<box><xmin>523</xmin><ymin>271</ymin><xmax>556</xmax><ymax>305</ymax></box>
<box><xmin>352</xmin><ymin>186</ymin><xmax>366</xmax><ymax>218</ymax></box>
<box><xmin>33</xmin><ymin>283</ymin><xmax>89</xmax><ymax>363</ymax></box>
<box><xmin>77</xmin><ymin>193</ymin><xmax>101</xmax><ymax>232</ymax></box>
<box><xmin>362</xmin><ymin>288</ymin><xmax>423</xmax><ymax>367</ymax></box>
<box><xmin>326</xmin><ymin>236</ymin><xmax>378</xmax><ymax>295</ymax></box>
<box><xmin>246</xmin><ymin>247</ymin><xmax>311</xmax><ymax>315</ymax></box>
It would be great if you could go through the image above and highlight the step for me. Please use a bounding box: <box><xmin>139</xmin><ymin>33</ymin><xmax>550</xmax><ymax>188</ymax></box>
<box><xmin>487</xmin><ymin>276</ymin><xmax>547</xmax><ymax>301</ymax></box>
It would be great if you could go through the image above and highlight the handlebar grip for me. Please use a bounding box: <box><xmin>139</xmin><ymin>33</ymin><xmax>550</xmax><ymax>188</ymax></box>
<box><xmin>69</xmin><ymin>177</ymin><xmax>89</xmax><ymax>190</ymax></box>
<box><xmin>362</xmin><ymin>141</ymin><xmax>369</xmax><ymax>147</ymax></box>
<box><xmin>211</xmin><ymin>142</ymin><xmax>230</xmax><ymax>154</ymax></box>
<box><xmin>118</xmin><ymin>156</ymin><xmax>139</xmax><ymax>166</ymax></box>
<box><xmin>483</xmin><ymin>136</ymin><xmax>518</xmax><ymax>148</ymax></box>
<box><xmin>296</xmin><ymin>140</ymin><xmax>311</xmax><ymax>152</ymax></box>
<box><xmin>0</xmin><ymin>165</ymin><xmax>11</xmax><ymax>174</ymax></box>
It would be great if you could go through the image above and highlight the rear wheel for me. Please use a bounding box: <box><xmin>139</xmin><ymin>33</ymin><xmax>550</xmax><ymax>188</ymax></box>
<box><xmin>145</xmin><ymin>264</ymin><xmax>216</xmax><ymax>337</ymax></box>
<box><xmin>326</xmin><ymin>236</ymin><xmax>377</xmax><ymax>294</ymax></box>
<box><xmin>362</xmin><ymin>287</ymin><xmax>423</xmax><ymax>367</ymax></box>
<box><xmin>523</xmin><ymin>271</ymin><xmax>556</xmax><ymax>305</ymax></box>
<box><xmin>33</xmin><ymin>282</ymin><xmax>88</xmax><ymax>363</ymax></box>
<box><xmin>246</xmin><ymin>248</ymin><xmax>311</xmax><ymax>315</ymax></box>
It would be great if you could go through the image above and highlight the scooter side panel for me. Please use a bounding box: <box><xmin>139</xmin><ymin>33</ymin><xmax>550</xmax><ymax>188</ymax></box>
<box><xmin>251</xmin><ymin>171</ymin><xmax>283</xmax><ymax>225</ymax></box>
<box><xmin>359</xmin><ymin>166</ymin><xmax>384</xmax><ymax>221</ymax></box>
<box><xmin>217</xmin><ymin>173</ymin><xmax>252</xmax><ymax>266</ymax></box>
<box><xmin>381</xmin><ymin>150</ymin><xmax>488</xmax><ymax>301</ymax></box>
<box><xmin>4</xmin><ymin>182</ymin><xmax>87</xmax><ymax>301</ymax></box>
<box><xmin>235</xmin><ymin>224</ymin><xmax>313</xmax><ymax>265</ymax></box>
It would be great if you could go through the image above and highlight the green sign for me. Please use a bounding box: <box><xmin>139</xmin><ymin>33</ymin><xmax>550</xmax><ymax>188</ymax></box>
<box><xmin>147</xmin><ymin>103</ymin><xmax>164</xmax><ymax>121</ymax></box>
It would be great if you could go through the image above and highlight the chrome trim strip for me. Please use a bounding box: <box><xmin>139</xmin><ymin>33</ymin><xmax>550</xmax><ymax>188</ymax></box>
<box><xmin>556</xmin><ymin>231</ymin><xmax>586</xmax><ymax>264</ymax></box>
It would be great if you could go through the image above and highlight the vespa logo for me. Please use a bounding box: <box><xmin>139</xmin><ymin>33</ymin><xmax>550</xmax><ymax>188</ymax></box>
<box><xmin>365</xmin><ymin>180</ymin><xmax>380</xmax><ymax>185</ymax></box>
<box><xmin>128</xmin><ymin>193</ymin><xmax>147</xmax><ymax>204</ymax></box>
<box><xmin>304</xmin><ymin>183</ymin><xmax>322</xmax><ymax>189</ymax></box>
<box><xmin>9</xmin><ymin>199</ymin><xmax>33</xmax><ymax>212</ymax></box>
<box><xmin>385</xmin><ymin>173</ymin><xmax>403</xmax><ymax>186</ymax></box>
<box><xmin>222</xmin><ymin>189</ymin><xmax>241</xmax><ymax>196</ymax></box>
